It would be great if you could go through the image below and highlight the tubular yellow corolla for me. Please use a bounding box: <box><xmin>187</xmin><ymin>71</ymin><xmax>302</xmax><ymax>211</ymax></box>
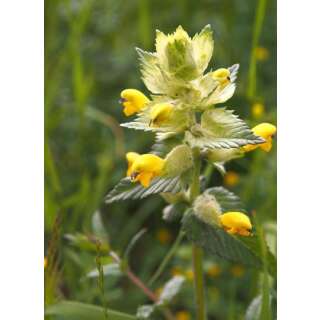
<box><xmin>150</xmin><ymin>103</ymin><xmax>174</xmax><ymax>126</ymax></box>
<box><xmin>126</xmin><ymin>153</ymin><xmax>165</xmax><ymax>187</ymax></box>
<box><xmin>243</xmin><ymin>123</ymin><xmax>277</xmax><ymax>152</ymax></box>
<box><xmin>219</xmin><ymin>211</ymin><xmax>252</xmax><ymax>236</ymax></box>
<box><xmin>120</xmin><ymin>89</ymin><xmax>150</xmax><ymax>116</ymax></box>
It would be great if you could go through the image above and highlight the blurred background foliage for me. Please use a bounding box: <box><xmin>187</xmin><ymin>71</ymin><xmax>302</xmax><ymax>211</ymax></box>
<box><xmin>45</xmin><ymin>0</ymin><xmax>276</xmax><ymax>319</ymax></box>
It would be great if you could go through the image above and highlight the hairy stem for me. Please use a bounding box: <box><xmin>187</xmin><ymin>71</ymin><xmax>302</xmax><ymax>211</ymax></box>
<box><xmin>190</xmin><ymin>148</ymin><xmax>207</xmax><ymax>320</ymax></box>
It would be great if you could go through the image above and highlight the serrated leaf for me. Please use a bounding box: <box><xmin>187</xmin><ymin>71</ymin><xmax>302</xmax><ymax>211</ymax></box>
<box><xmin>185</xmin><ymin>108</ymin><xmax>264</xmax><ymax>150</ymax></box>
<box><xmin>157</xmin><ymin>275</ymin><xmax>185</xmax><ymax>306</ymax></box>
<box><xmin>205</xmin><ymin>186</ymin><xmax>245</xmax><ymax>212</ymax></box>
<box><xmin>105</xmin><ymin>176</ymin><xmax>183</xmax><ymax>203</ymax></box>
<box><xmin>86</xmin><ymin>263</ymin><xmax>122</xmax><ymax>278</ymax></box>
<box><xmin>182</xmin><ymin>211</ymin><xmax>276</xmax><ymax>276</ymax></box>
<box><xmin>45</xmin><ymin>301</ymin><xmax>137</xmax><ymax>320</ymax></box>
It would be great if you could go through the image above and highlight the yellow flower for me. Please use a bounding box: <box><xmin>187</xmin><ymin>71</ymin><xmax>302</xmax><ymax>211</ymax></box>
<box><xmin>171</xmin><ymin>266</ymin><xmax>184</xmax><ymax>277</ymax></box>
<box><xmin>185</xmin><ymin>269</ymin><xmax>194</xmax><ymax>281</ymax></box>
<box><xmin>212</xmin><ymin>68</ymin><xmax>231</xmax><ymax>87</ymax></box>
<box><xmin>251</xmin><ymin>103</ymin><xmax>265</xmax><ymax>119</ymax></box>
<box><xmin>224</xmin><ymin>171</ymin><xmax>240</xmax><ymax>187</ymax></box>
<box><xmin>230</xmin><ymin>264</ymin><xmax>245</xmax><ymax>278</ymax></box>
<box><xmin>156</xmin><ymin>228</ymin><xmax>173</xmax><ymax>244</ymax></box>
<box><xmin>207</xmin><ymin>264</ymin><xmax>222</xmax><ymax>278</ymax></box>
<box><xmin>120</xmin><ymin>89</ymin><xmax>150</xmax><ymax>116</ymax></box>
<box><xmin>219</xmin><ymin>212</ymin><xmax>252</xmax><ymax>236</ymax></box>
<box><xmin>127</xmin><ymin>153</ymin><xmax>165</xmax><ymax>187</ymax></box>
<box><xmin>176</xmin><ymin>311</ymin><xmax>191</xmax><ymax>320</ymax></box>
<box><xmin>150</xmin><ymin>103</ymin><xmax>174</xmax><ymax>126</ymax></box>
<box><xmin>44</xmin><ymin>257</ymin><xmax>48</xmax><ymax>269</ymax></box>
<box><xmin>255</xmin><ymin>47</ymin><xmax>269</xmax><ymax>61</ymax></box>
<box><xmin>243</xmin><ymin>123</ymin><xmax>277</xmax><ymax>153</ymax></box>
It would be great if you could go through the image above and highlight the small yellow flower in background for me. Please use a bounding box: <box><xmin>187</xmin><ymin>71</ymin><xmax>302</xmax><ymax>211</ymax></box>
<box><xmin>176</xmin><ymin>311</ymin><xmax>191</xmax><ymax>320</ymax></box>
<box><xmin>219</xmin><ymin>212</ymin><xmax>252</xmax><ymax>236</ymax></box>
<box><xmin>171</xmin><ymin>266</ymin><xmax>184</xmax><ymax>277</ymax></box>
<box><xmin>185</xmin><ymin>269</ymin><xmax>194</xmax><ymax>281</ymax></box>
<box><xmin>243</xmin><ymin>123</ymin><xmax>277</xmax><ymax>153</ymax></box>
<box><xmin>120</xmin><ymin>89</ymin><xmax>150</xmax><ymax>116</ymax></box>
<box><xmin>255</xmin><ymin>47</ymin><xmax>269</xmax><ymax>61</ymax></box>
<box><xmin>44</xmin><ymin>257</ymin><xmax>48</xmax><ymax>269</ymax></box>
<box><xmin>156</xmin><ymin>228</ymin><xmax>173</xmax><ymax>244</ymax></box>
<box><xmin>224</xmin><ymin>171</ymin><xmax>240</xmax><ymax>187</ymax></box>
<box><xmin>230</xmin><ymin>264</ymin><xmax>245</xmax><ymax>278</ymax></box>
<box><xmin>211</xmin><ymin>68</ymin><xmax>231</xmax><ymax>87</ymax></box>
<box><xmin>251</xmin><ymin>102</ymin><xmax>265</xmax><ymax>119</ymax></box>
<box><xmin>150</xmin><ymin>103</ymin><xmax>174</xmax><ymax>126</ymax></box>
<box><xmin>126</xmin><ymin>153</ymin><xmax>165</xmax><ymax>187</ymax></box>
<box><xmin>207</xmin><ymin>264</ymin><xmax>222</xmax><ymax>278</ymax></box>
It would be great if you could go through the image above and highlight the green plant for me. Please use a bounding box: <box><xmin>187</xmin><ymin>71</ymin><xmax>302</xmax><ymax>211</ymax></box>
<box><xmin>104</xmin><ymin>25</ymin><xmax>277</xmax><ymax>319</ymax></box>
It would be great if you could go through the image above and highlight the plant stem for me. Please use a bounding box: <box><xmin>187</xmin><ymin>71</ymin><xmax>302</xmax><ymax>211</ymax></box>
<box><xmin>148</xmin><ymin>230</ymin><xmax>185</xmax><ymax>286</ymax></box>
<box><xmin>190</xmin><ymin>148</ymin><xmax>207</xmax><ymax>320</ymax></box>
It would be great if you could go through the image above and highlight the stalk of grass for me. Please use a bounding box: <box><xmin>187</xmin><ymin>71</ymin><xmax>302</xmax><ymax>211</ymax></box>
<box><xmin>247</xmin><ymin>0</ymin><xmax>267</xmax><ymax>99</ymax></box>
<box><xmin>95</xmin><ymin>240</ymin><xmax>109</xmax><ymax>319</ymax></box>
<box><xmin>148</xmin><ymin>230</ymin><xmax>185</xmax><ymax>286</ymax></box>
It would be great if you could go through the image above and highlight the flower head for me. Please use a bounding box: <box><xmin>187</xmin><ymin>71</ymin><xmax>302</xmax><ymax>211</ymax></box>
<box><xmin>219</xmin><ymin>211</ymin><xmax>252</xmax><ymax>236</ymax></box>
<box><xmin>120</xmin><ymin>89</ymin><xmax>149</xmax><ymax>116</ymax></box>
<box><xmin>255</xmin><ymin>47</ymin><xmax>269</xmax><ymax>61</ymax></box>
<box><xmin>207</xmin><ymin>264</ymin><xmax>222</xmax><ymax>278</ymax></box>
<box><xmin>176</xmin><ymin>311</ymin><xmax>191</xmax><ymax>320</ymax></box>
<box><xmin>126</xmin><ymin>153</ymin><xmax>165</xmax><ymax>187</ymax></box>
<box><xmin>150</xmin><ymin>103</ymin><xmax>174</xmax><ymax>126</ymax></box>
<box><xmin>243</xmin><ymin>123</ymin><xmax>277</xmax><ymax>152</ymax></box>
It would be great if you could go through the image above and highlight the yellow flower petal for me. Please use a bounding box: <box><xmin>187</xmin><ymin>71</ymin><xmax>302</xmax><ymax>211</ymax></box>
<box><xmin>243</xmin><ymin>122</ymin><xmax>277</xmax><ymax>152</ymax></box>
<box><xmin>219</xmin><ymin>212</ymin><xmax>252</xmax><ymax>237</ymax></box>
<box><xmin>251</xmin><ymin>103</ymin><xmax>265</xmax><ymax>119</ymax></box>
<box><xmin>150</xmin><ymin>103</ymin><xmax>174</xmax><ymax>126</ymax></box>
<box><xmin>120</xmin><ymin>89</ymin><xmax>149</xmax><ymax>116</ymax></box>
<box><xmin>176</xmin><ymin>311</ymin><xmax>191</xmax><ymax>320</ymax></box>
<box><xmin>224</xmin><ymin>171</ymin><xmax>240</xmax><ymax>187</ymax></box>
<box><xmin>128</xmin><ymin>154</ymin><xmax>165</xmax><ymax>187</ymax></box>
<box><xmin>126</xmin><ymin>152</ymin><xmax>140</xmax><ymax>176</ymax></box>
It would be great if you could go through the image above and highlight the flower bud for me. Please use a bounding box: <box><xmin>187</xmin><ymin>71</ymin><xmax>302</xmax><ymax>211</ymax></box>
<box><xmin>163</xmin><ymin>145</ymin><xmax>193</xmax><ymax>176</ymax></box>
<box><xmin>193</xmin><ymin>194</ymin><xmax>222</xmax><ymax>225</ymax></box>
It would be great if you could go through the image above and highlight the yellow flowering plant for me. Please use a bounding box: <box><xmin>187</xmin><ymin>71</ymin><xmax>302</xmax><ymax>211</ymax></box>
<box><xmin>106</xmin><ymin>25</ymin><xmax>276</xmax><ymax>320</ymax></box>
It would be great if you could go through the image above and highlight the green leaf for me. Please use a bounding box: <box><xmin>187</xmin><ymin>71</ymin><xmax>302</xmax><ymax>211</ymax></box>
<box><xmin>105</xmin><ymin>176</ymin><xmax>183</xmax><ymax>203</ymax></box>
<box><xmin>157</xmin><ymin>275</ymin><xmax>185</xmax><ymax>306</ymax></box>
<box><xmin>151</xmin><ymin>135</ymin><xmax>182</xmax><ymax>157</ymax></box>
<box><xmin>92</xmin><ymin>210</ymin><xmax>109</xmax><ymax>241</ymax></box>
<box><xmin>205</xmin><ymin>186</ymin><xmax>246</xmax><ymax>212</ymax></box>
<box><xmin>245</xmin><ymin>293</ymin><xmax>276</xmax><ymax>320</ymax></box>
<box><xmin>45</xmin><ymin>301</ymin><xmax>137</xmax><ymax>320</ymax></box>
<box><xmin>136</xmin><ymin>305</ymin><xmax>155</xmax><ymax>319</ymax></box>
<box><xmin>86</xmin><ymin>263</ymin><xmax>122</xmax><ymax>278</ymax></box>
<box><xmin>182</xmin><ymin>211</ymin><xmax>276</xmax><ymax>276</ymax></box>
<box><xmin>64</xmin><ymin>233</ymin><xmax>109</xmax><ymax>253</ymax></box>
<box><xmin>185</xmin><ymin>108</ymin><xmax>264</xmax><ymax>149</ymax></box>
